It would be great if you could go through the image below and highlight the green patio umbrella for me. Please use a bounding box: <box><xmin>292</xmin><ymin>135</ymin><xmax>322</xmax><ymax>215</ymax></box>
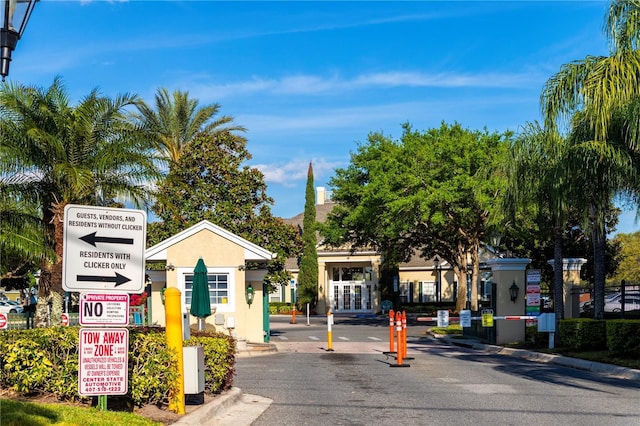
<box><xmin>190</xmin><ymin>258</ymin><xmax>211</xmax><ymax>331</ymax></box>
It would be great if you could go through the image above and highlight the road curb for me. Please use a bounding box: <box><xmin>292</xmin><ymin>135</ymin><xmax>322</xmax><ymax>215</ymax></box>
<box><xmin>445</xmin><ymin>336</ymin><xmax>640</xmax><ymax>381</ymax></box>
<box><xmin>172</xmin><ymin>387</ymin><xmax>243</xmax><ymax>425</ymax></box>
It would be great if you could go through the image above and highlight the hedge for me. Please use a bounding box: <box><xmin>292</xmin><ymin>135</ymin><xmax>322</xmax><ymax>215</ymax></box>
<box><xmin>0</xmin><ymin>326</ymin><xmax>236</xmax><ymax>406</ymax></box>
<box><xmin>559</xmin><ymin>319</ymin><xmax>607</xmax><ymax>350</ymax></box>
<box><xmin>606</xmin><ymin>320</ymin><xmax>640</xmax><ymax>355</ymax></box>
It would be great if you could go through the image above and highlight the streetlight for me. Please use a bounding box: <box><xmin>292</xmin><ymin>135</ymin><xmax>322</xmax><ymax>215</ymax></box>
<box><xmin>1</xmin><ymin>0</ymin><xmax>38</xmax><ymax>81</ymax></box>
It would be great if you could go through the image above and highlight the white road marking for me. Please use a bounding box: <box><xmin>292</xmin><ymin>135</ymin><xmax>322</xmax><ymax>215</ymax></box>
<box><xmin>308</xmin><ymin>336</ymin><xmax>320</xmax><ymax>341</ymax></box>
<box><xmin>338</xmin><ymin>336</ymin><xmax>350</xmax><ymax>341</ymax></box>
<box><xmin>368</xmin><ymin>337</ymin><xmax>382</xmax><ymax>341</ymax></box>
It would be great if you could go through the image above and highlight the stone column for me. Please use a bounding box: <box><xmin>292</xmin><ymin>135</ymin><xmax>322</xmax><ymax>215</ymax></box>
<box><xmin>548</xmin><ymin>258</ymin><xmax>587</xmax><ymax>319</ymax></box>
<box><xmin>485</xmin><ymin>258</ymin><xmax>531</xmax><ymax>345</ymax></box>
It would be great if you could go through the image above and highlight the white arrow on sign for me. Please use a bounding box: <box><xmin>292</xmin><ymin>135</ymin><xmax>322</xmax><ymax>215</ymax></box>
<box><xmin>63</xmin><ymin>204</ymin><xmax>147</xmax><ymax>293</ymax></box>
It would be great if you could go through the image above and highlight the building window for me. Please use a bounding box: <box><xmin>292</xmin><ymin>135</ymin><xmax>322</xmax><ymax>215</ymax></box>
<box><xmin>399</xmin><ymin>281</ymin><xmax>410</xmax><ymax>303</ymax></box>
<box><xmin>342</xmin><ymin>267</ymin><xmax>364</xmax><ymax>281</ymax></box>
<box><xmin>179</xmin><ymin>267</ymin><xmax>234</xmax><ymax>312</ymax></box>
<box><xmin>419</xmin><ymin>281</ymin><xmax>436</xmax><ymax>303</ymax></box>
<box><xmin>269</xmin><ymin>284</ymin><xmax>284</xmax><ymax>303</ymax></box>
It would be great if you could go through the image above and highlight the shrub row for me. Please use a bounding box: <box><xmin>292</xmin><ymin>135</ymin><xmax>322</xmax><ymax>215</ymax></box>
<box><xmin>185</xmin><ymin>331</ymin><xmax>235</xmax><ymax>394</ymax></box>
<box><xmin>559</xmin><ymin>319</ymin><xmax>640</xmax><ymax>354</ymax></box>
<box><xmin>269</xmin><ymin>302</ymin><xmax>302</xmax><ymax>315</ymax></box>
<box><xmin>0</xmin><ymin>326</ymin><xmax>236</xmax><ymax>406</ymax></box>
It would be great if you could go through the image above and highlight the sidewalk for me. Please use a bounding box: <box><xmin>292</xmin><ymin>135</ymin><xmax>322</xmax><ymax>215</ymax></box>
<box><xmin>172</xmin><ymin>343</ymin><xmax>277</xmax><ymax>425</ymax></box>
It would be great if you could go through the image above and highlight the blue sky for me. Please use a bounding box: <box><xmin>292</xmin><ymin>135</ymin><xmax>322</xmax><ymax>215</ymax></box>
<box><xmin>8</xmin><ymin>1</ymin><xmax>639</xmax><ymax>234</ymax></box>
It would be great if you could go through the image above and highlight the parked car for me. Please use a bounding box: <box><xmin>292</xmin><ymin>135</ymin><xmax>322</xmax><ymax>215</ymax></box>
<box><xmin>0</xmin><ymin>300</ymin><xmax>24</xmax><ymax>314</ymax></box>
<box><xmin>580</xmin><ymin>299</ymin><xmax>593</xmax><ymax>314</ymax></box>
<box><xmin>604</xmin><ymin>296</ymin><xmax>640</xmax><ymax>313</ymax></box>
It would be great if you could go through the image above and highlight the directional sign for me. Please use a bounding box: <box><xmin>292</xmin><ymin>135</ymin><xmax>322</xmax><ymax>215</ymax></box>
<box><xmin>436</xmin><ymin>309</ymin><xmax>449</xmax><ymax>327</ymax></box>
<box><xmin>63</xmin><ymin>204</ymin><xmax>146</xmax><ymax>293</ymax></box>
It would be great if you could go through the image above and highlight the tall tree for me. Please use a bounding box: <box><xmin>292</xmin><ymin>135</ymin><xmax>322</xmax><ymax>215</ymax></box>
<box><xmin>502</xmin><ymin>122</ymin><xmax>575</xmax><ymax>332</ymax></box>
<box><xmin>0</xmin><ymin>189</ymin><xmax>50</xmax><ymax>289</ymax></box>
<box><xmin>148</xmin><ymin>131</ymin><xmax>301</xmax><ymax>288</ymax></box>
<box><xmin>321</xmin><ymin>132</ymin><xmax>411</xmax><ymax>306</ymax></box>
<box><xmin>323</xmin><ymin>122</ymin><xmax>509</xmax><ymax>311</ymax></box>
<box><xmin>541</xmin><ymin>0</ymin><xmax>640</xmax><ymax>319</ymax></box>
<box><xmin>0</xmin><ymin>77</ymin><xmax>160</xmax><ymax>326</ymax></box>
<box><xmin>134</xmin><ymin>88</ymin><xmax>246</xmax><ymax>166</ymax></box>
<box><xmin>609</xmin><ymin>231</ymin><xmax>640</xmax><ymax>285</ymax></box>
<box><xmin>297</xmin><ymin>162</ymin><xmax>319</xmax><ymax>309</ymax></box>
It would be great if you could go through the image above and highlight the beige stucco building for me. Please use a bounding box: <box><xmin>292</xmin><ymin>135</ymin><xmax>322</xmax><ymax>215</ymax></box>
<box><xmin>145</xmin><ymin>220</ymin><xmax>275</xmax><ymax>343</ymax></box>
<box><xmin>279</xmin><ymin>187</ymin><xmax>455</xmax><ymax>315</ymax></box>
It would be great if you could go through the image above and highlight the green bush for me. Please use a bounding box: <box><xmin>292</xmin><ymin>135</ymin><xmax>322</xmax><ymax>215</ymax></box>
<box><xmin>0</xmin><ymin>327</ymin><xmax>80</xmax><ymax>399</ymax></box>
<box><xmin>128</xmin><ymin>328</ymin><xmax>180</xmax><ymax>406</ymax></box>
<box><xmin>397</xmin><ymin>304</ymin><xmax>456</xmax><ymax>314</ymax></box>
<box><xmin>559</xmin><ymin>319</ymin><xmax>607</xmax><ymax>350</ymax></box>
<box><xmin>0</xmin><ymin>326</ymin><xmax>236</xmax><ymax>407</ymax></box>
<box><xmin>525</xmin><ymin>325</ymin><xmax>549</xmax><ymax>347</ymax></box>
<box><xmin>606</xmin><ymin>320</ymin><xmax>640</xmax><ymax>355</ymax></box>
<box><xmin>185</xmin><ymin>331</ymin><xmax>236</xmax><ymax>394</ymax></box>
<box><xmin>269</xmin><ymin>302</ymin><xmax>301</xmax><ymax>314</ymax></box>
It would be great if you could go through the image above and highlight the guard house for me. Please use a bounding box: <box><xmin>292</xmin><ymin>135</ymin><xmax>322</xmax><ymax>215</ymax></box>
<box><xmin>145</xmin><ymin>220</ymin><xmax>275</xmax><ymax>343</ymax></box>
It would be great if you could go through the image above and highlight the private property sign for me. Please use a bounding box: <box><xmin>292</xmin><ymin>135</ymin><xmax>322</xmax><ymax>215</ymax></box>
<box><xmin>79</xmin><ymin>328</ymin><xmax>129</xmax><ymax>395</ymax></box>
<box><xmin>63</xmin><ymin>204</ymin><xmax>146</xmax><ymax>293</ymax></box>
<box><xmin>80</xmin><ymin>293</ymin><xmax>130</xmax><ymax>326</ymax></box>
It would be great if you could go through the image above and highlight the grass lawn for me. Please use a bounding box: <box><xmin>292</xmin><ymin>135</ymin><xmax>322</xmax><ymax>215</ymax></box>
<box><xmin>0</xmin><ymin>398</ymin><xmax>162</xmax><ymax>426</ymax></box>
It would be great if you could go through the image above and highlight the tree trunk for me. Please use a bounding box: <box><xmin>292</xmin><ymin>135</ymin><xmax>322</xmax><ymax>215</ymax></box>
<box><xmin>469</xmin><ymin>247</ymin><xmax>479</xmax><ymax>311</ymax></box>
<box><xmin>592</xmin><ymin>217</ymin><xmax>607</xmax><ymax>320</ymax></box>
<box><xmin>454</xmin><ymin>245</ymin><xmax>468</xmax><ymax>313</ymax></box>
<box><xmin>35</xmin><ymin>265</ymin><xmax>52</xmax><ymax>328</ymax></box>
<box><xmin>552</xmin><ymin>223</ymin><xmax>564</xmax><ymax>344</ymax></box>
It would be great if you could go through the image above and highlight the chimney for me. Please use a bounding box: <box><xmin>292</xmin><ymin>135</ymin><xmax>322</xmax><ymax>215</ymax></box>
<box><xmin>316</xmin><ymin>186</ymin><xmax>326</xmax><ymax>205</ymax></box>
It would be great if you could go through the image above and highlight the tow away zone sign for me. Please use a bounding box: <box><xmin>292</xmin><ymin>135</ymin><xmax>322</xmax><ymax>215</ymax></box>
<box><xmin>79</xmin><ymin>328</ymin><xmax>129</xmax><ymax>396</ymax></box>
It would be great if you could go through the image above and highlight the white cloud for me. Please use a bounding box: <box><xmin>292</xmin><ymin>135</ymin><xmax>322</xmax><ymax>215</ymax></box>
<box><xmin>184</xmin><ymin>69</ymin><xmax>543</xmax><ymax>102</ymax></box>
<box><xmin>254</xmin><ymin>158</ymin><xmax>341</xmax><ymax>186</ymax></box>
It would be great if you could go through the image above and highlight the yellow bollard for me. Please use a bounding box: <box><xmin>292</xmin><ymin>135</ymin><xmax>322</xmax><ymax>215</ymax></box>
<box><xmin>164</xmin><ymin>287</ymin><xmax>185</xmax><ymax>414</ymax></box>
<box><xmin>326</xmin><ymin>310</ymin><xmax>334</xmax><ymax>351</ymax></box>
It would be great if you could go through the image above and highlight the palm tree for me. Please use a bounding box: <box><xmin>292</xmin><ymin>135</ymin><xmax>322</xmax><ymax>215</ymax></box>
<box><xmin>0</xmin><ymin>76</ymin><xmax>160</xmax><ymax>326</ymax></box>
<box><xmin>503</xmin><ymin>122</ymin><xmax>574</xmax><ymax>331</ymax></box>
<box><xmin>540</xmin><ymin>0</ymin><xmax>640</xmax><ymax>319</ymax></box>
<box><xmin>542</xmin><ymin>0</ymin><xmax>640</xmax><ymax>144</ymax></box>
<box><xmin>568</xmin><ymin>108</ymin><xmax>637</xmax><ymax>318</ymax></box>
<box><xmin>134</xmin><ymin>88</ymin><xmax>246</xmax><ymax>166</ymax></box>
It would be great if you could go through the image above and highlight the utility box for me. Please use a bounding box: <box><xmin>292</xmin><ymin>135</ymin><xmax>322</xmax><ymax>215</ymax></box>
<box><xmin>183</xmin><ymin>346</ymin><xmax>205</xmax><ymax>394</ymax></box>
<box><xmin>182</xmin><ymin>312</ymin><xmax>190</xmax><ymax>341</ymax></box>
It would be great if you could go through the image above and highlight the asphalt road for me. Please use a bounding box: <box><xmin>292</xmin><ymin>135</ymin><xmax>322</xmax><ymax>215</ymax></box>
<box><xmin>232</xmin><ymin>315</ymin><xmax>640</xmax><ymax>426</ymax></box>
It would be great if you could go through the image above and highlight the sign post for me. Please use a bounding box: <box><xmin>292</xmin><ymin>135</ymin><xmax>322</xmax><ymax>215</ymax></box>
<box><xmin>63</xmin><ymin>204</ymin><xmax>146</xmax><ymax>293</ymax></box>
<box><xmin>63</xmin><ymin>204</ymin><xmax>146</xmax><ymax>409</ymax></box>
